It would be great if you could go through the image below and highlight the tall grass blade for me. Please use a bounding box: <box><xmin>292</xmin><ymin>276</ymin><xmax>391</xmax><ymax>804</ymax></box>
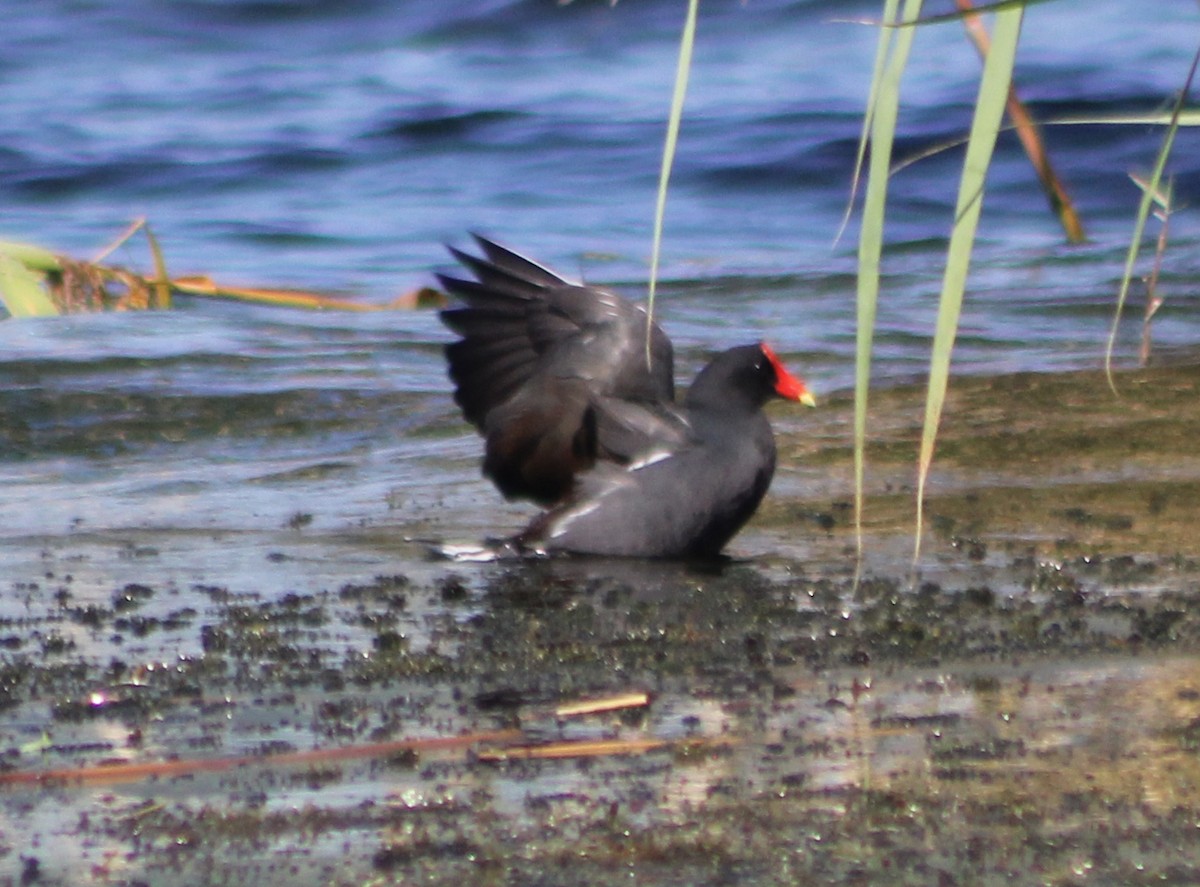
<box><xmin>0</xmin><ymin>241</ymin><xmax>63</xmax><ymax>274</ymax></box>
<box><xmin>1104</xmin><ymin>44</ymin><xmax>1200</xmax><ymax>393</ymax></box>
<box><xmin>0</xmin><ymin>252</ymin><xmax>59</xmax><ymax>317</ymax></box>
<box><xmin>645</xmin><ymin>0</ymin><xmax>699</xmax><ymax>359</ymax></box>
<box><xmin>913</xmin><ymin>3</ymin><xmax>1023</xmax><ymax>563</ymax></box>
<box><xmin>852</xmin><ymin>0</ymin><xmax>923</xmax><ymax>567</ymax></box>
<box><xmin>891</xmin><ymin>110</ymin><xmax>1200</xmax><ymax>182</ymax></box>
<box><xmin>835</xmin><ymin>0</ymin><xmax>903</xmax><ymax>248</ymax></box>
<box><xmin>1133</xmin><ymin>174</ymin><xmax>1172</xmax><ymax>367</ymax></box>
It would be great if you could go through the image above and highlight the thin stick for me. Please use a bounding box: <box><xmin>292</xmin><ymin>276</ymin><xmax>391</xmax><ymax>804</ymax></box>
<box><xmin>91</xmin><ymin>218</ymin><xmax>147</xmax><ymax>264</ymax></box>
<box><xmin>555</xmin><ymin>692</ymin><xmax>649</xmax><ymax>718</ymax></box>
<box><xmin>0</xmin><ymin>728</ymin><xmax>523</xmax><ymax>790</ymax></box>
<box><xmin>955</xmin><ymin>0</ymin><xmax>1084</xmax><ymax>243</ymax></box>
<box><xmin>477</xmin><ymin>736</ymin><xmax>731</xmax><ymax>762</ymax></box>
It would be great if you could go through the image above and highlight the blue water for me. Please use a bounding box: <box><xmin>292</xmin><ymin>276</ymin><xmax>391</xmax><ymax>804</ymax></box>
<box><xmin>5</xmin><ymin>1</ymin><xmax>1200</xmax><ymax>299</ymax></box>
<box><xmin>1</xmin><ymin>0</ymin><xmax>1200</xmax><ymax>555</ymax></box>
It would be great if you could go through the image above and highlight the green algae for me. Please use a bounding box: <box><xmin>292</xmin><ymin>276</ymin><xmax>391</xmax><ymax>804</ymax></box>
<box><xmin>771</xmin><ymin>360</ymin><xmax>1200</xmax><ymax>557</ymax></box>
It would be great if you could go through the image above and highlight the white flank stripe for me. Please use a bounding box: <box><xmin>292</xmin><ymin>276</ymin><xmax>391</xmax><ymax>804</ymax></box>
<box><xmin>547</xmin><ymin>474</ymin><xmax>629</xmax><ymax>538</ymax></box>
<box><xmin>628</xmin><ymin>449</ymin><xmax>673</xmax><ymax>471</ymax></box>
<box><xmin>549</xmin><ymin>501</ymin><xmax>601</xmax><ymax>538</ymax></box>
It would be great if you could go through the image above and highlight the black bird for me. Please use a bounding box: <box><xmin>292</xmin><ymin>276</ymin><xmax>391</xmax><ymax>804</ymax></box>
<box><xmin>438</xmin><ymin>235</ymin><xmax>815</xmax><ymax>558</ymax></box>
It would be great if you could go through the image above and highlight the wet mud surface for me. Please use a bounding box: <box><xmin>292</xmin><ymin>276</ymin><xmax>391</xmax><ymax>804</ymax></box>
<box><xmin>4</xmin><ymin>362</ymin><xmax>1200</xmax><ymax>886</ymax></box>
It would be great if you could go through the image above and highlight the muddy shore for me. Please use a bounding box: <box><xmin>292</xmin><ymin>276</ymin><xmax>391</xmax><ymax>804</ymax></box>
<box><xmin>3</xmin><ymin>361</ymin><xmax>1200</xmax><ymax>886</ymax></box>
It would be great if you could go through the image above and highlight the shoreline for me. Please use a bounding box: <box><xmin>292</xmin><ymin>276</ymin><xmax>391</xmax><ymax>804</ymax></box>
<box><xmin>3</xmin><ymin>360</ymin><xmax>1200</xmax><ymax>885</ymax></box>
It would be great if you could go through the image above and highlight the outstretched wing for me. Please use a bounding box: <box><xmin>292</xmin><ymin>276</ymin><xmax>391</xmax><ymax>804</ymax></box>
<box><xmin>439</xmin><ymin>235</ymin><xmax>680</xmax><ymax>504</ymax></box>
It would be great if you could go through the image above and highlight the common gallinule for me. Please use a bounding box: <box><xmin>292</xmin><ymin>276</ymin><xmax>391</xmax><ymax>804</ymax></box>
<box><xmin>439</xmin><ymin>235</ymin><xmax>815</xmax><ymax>558</ymax></box>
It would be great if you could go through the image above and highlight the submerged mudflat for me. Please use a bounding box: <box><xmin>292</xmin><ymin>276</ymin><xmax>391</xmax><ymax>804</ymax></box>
<box><xmin>3</xmin><ymin>361</ymin><xmax>1200</xmax><ymax>886</ymax></box>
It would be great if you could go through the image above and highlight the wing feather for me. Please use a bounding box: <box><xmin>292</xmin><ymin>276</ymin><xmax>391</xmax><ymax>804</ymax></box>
<box><xmin>439</xmin><ymin>235</ymin><xmax>677</xmax><ymax>503</ymax></box>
